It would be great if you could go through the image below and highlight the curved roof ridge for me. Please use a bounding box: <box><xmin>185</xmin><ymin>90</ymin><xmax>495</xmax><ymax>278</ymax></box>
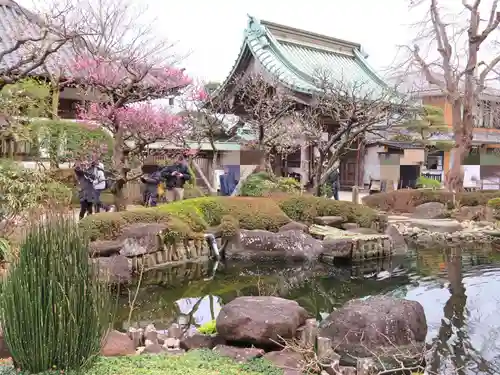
<box><xmin>245</xmin><ymin>15</ymin><xmax>316</xmax><ymax>92</ymax></box>
<box><xmin>352</xmin><ymin>49</ymin><xmax>389</xmax><ymax>89</ymax></box>
<box><xmin>260</xmin><ymin>24</ymin><xmax>318</xmax><ymax>85</ymax></box>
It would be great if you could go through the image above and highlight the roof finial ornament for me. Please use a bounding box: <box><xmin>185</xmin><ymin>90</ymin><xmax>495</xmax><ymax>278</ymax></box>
<box><xmin>245</xmin><ymin>15</ymin><xmax>266</xmax><ymax>40</ymax></box>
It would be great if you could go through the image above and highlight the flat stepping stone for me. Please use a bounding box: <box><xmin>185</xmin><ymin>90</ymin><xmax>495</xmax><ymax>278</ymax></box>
<box><xmin>404</xmin><ymin>218</ymin><xmax>462</xmax><ymax>233</ymax></box>
<box><xmin>313</xmin><ymin>216</ymin><xmax>344</xmax><ymax>226</ymax></box>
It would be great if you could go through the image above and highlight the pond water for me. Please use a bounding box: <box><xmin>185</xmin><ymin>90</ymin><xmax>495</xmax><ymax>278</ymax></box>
<box><xmin>116</xmin><ymin>248</ymin><xmax>500</xmax><ymax>375</ymax></box>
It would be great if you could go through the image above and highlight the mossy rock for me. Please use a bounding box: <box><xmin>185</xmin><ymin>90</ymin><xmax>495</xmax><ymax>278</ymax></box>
<box><xmin>217</xmin><ymin>215</ymin><xmax>240</xmax><ymax>237</ymax></box>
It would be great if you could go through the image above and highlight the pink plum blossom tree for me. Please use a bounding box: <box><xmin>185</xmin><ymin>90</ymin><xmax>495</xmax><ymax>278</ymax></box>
<box><xmin>73</xmin><ymin>57</ymin><xmax>191</xmax><ymax>210</ymax></box>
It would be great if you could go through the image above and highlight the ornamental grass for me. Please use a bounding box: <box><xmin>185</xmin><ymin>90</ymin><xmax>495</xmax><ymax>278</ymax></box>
<box><xmin>0</xmin><ymin>215</ymin><xmax>113</xmax><ymax>373</ymax></box>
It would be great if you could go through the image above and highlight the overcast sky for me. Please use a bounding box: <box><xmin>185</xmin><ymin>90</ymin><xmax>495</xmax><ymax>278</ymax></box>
<box><xmin>142</xmin><ymin>0</ymin><xmax>417</xmax><ymax>82</ymax></box>
<box><xmin>18</xmin><ymin>0</ymin><xmax>500</xmax><ymax>85</ymax></box>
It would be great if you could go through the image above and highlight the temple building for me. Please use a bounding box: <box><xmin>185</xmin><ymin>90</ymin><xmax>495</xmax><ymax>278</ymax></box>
<box><xmin>212</xmin><ymin>15</ymin><xmax>391</xmax><ymax>189</ymax></box>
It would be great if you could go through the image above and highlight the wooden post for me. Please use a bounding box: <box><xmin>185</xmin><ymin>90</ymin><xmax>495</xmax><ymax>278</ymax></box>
<box><xmin>317</xmin><ymin>336</ymin><xmax>334</xmax><ymax>360</ymax></box>
<box><xmin>352</xmin><ymin>185</ymin><xmax>360</xmax><ymax>204</ymax></box>
<box><xmin>300</xmin><ymin>319</ymin><xmax>318</xmax><ymax>348</ymax></box>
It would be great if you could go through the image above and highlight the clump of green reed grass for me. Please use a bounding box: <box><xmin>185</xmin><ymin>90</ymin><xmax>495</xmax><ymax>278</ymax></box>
<box><xmin>0</xmin><ymin>215</ymin><xmax>113</xmax><ymax>373</ymax></box>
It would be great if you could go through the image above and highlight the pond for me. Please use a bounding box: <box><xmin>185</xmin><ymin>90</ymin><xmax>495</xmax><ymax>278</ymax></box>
<box><xmin>116</xmin><ymin>248</ymin><xmax>500</xmax><ymax>375</ymax></box>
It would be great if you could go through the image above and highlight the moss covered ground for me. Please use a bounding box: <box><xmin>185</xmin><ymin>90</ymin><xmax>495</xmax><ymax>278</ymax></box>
<box><xmin>0</xmin><ymin>350</ymin><xmax>283</xmax><ymax>375</ymax></box>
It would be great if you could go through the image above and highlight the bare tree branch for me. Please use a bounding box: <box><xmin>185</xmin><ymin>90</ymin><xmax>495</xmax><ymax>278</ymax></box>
<box><xmin>299</xmin><ymin>72</ymin><xmax>411</xmax><ymax>194</ymax></box>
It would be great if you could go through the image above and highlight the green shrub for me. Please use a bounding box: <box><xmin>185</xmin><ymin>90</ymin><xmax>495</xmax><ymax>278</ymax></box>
<box><xmin>416</xmin><ymin>176</ymin><xmax>441</xmax><ymax>189</ymax></box>
<box><xmin>1</xmin><ymin>216</ymin><xmax>112</xmax><ymax>373</ymax></box>
<box><xmin>197</xmin><ymin>320</ymin><xmax>217</xmax><ymax>335</ymax></box>
<box><xmin>81</xmin><ymin>197</ymin><xmax>291</xmax><ymax>240</ymax></box>
<box><xmin>276</xmin><ymin>195</ymin><xmax>377</xmax><ymax>228</ymax></box>
<box><xmin>487</xmin><ymin>197</ymin><xmax>500</xmax><ymax>209</ymax></box>
<box><xmin>240</xmin><ymin>172</ymin><xmax>274</xmax><ymax>197</ymax></box>
<box><xmin>183</xmin><ymin>182</ymin><xmax>206</xmax><ymax>199</ymax></box>
<box><xmin>275</xmin><ymin>177</ymin><xmax>301</xmax><ymax>194</ymax></box>
<box><xmin>0</xmin><ymin>160</ymin><xmax>72</xmax><ymax>221</ymax></box>
<box><xmin>363</xmin><ymin>189</ymin><xmax>500</xmax><ymax>213</ymax></box>
<box><xmin>240</xmin><ymin>173</ymin><xmax>300</xmax><ymax>197</ymax></box>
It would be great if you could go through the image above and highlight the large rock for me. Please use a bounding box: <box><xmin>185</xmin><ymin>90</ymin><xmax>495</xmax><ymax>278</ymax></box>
<box><xmin>384</xmin><ymin>224</ymin><xmax>408</xmax><ymax>254</ymax></box>
<box><xmin>180</xmin><ymin>334</ymin><xmax>225</xmax><ymax>350</ymax></box>
<box><xmin>322</xmin><ymin>238</ymin><xmax>352</xmax><ymax>258</ymax></box>
<box><xmin>119</xmin><ymin>223</ymin><xmax>167</xmax><ymax>257</ymax></box>
<box><xmin>278</xmin><ymin>221</ymin><xmax>309</xmax><ymax>233</ymax></box>
<box><xmin>263</xmin><ymin>350</ymin><xmax>304</xmax><ymax>375</ymax></box>
<box><xmin>213</xmin><ymin>345</ymin><xmax>264</xmax><ymax>362</ymax></box>
<box><xmin>101</xmin><ymin>330</ymin><xmax>136</xmax><ymax>356</ymax></box>
<box><xmin>89</xmin><ymin>240</ymin><xmax>123</xmax><ymax>257</ymax></box>
<box><xmin>216</xmin><ymin>296</ymin><xmax>310</xmax><ymax>347</ymax></box>
<box><xmin>413</xmin><ymin>202</ymin><xmax>447</xmax><ymax>219</ymax></box>
<box><xmin>92</xmin><ymin>255</ymin><xmax>132</xmax><ymax>283</ymax></box>
<box><xmin>229</xmin><ymin>229</ymin><xmax>323</xmax><ymax>260</ymax></box>
<box><xmin>318</xmin><ymin>296</ymin><xmax>427</xmax><ymax>360</ymax></box>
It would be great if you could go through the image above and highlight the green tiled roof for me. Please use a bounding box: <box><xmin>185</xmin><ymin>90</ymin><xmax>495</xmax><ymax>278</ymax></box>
<box><xmin>218</xmin><ymin>15</ymin><xmax>389</xmax><ymax>96</ymax></box>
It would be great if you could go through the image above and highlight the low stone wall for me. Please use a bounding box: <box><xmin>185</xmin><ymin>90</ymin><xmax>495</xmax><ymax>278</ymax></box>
<box><xmin>310</xmin><ymin>225</ymin><xmax>393</xmax><ymax>262</ymax></box>
<box><xmin>138</xmin><ymin>262</ymin><xmax>211</xmax><ymax>286</ymax></box>
<box><xmin>129</xmin><ymin>238</ymin><xmax>210</xmax><ymax>273</ymax></box>
<box><xmin>89</xmin><ymin>223</ymin><xmax>216</xmax><ymax>276</ymax></box>
<box><xmin>351</xmin><ymin>235</ymin><xmax>392</xmax><ymax>261</ymax></box>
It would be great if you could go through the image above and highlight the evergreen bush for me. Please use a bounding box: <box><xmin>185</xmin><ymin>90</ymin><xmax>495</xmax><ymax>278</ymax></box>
<box><xmin>0</xmin><ymin>216</ymin><xmax>113</xmax><ymax>373</ymax></box>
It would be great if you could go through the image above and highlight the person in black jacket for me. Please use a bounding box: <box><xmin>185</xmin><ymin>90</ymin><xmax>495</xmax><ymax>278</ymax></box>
<box><xmin>327</xmin><ymin>168</ymin><xmax>340</xmax><ymax>200</ymax></box>
<box><xmin>160</xmin><ymin>155</ymin><xmax>191</xmax><ymax>202</ymax></box>
<box><xmin>75</xmin><ymin>163</ymin><xmax>98</xmax><ymax>219</ymax></box>
<box><xmin>140</xmin><ymin>164</ymin><xmax>162</xmax><ymax>206</ymax></box>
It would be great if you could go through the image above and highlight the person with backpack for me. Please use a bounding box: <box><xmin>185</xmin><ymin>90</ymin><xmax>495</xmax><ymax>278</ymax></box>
<box><xmin>92</xmin><ymin>162</ymin><xmax>107</xmax><ymax>212</ymax></box>
<box><xmin>140</xmin><ymin>164</ymin><xmax>162</xmax><ymax>207</ymax></box>
<box><xmin>327</xmin><ymin>167</ymin><xmax>340</xmax><ymax>200</ymax></box>
<box><xmin>75</xmin><ymin>163</ymin><xmax>98</xmax><ymax>219</ymax></box>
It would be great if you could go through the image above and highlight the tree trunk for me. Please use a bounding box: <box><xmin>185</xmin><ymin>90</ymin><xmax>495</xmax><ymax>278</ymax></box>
<box><xmin>313</xmin><ymin>153</ymin><xmax>325</xmax><ymax>196</ymax></box>
<box><xmin>112</xmin><ymin>125</ymin><xmax>127</xmax><ymax>211</ymax></box>
<box><xmin>48</xmin><ymin>85</ymin><xmax>60</xmax><ymax>169</ymax></box>
<box><xmin>113</xmin><ymin>181</ymin><xmax>126</xmax><ymax>211</ymax></box>
<box><xmin>446</xmin><ymin>100</ymin><xmax>470</xmax><ymax>193</ymax></box>
<box><xmin>210</xmin><ymin>150</ymin><xmax>219</xmax><ymax>195</ymax></box>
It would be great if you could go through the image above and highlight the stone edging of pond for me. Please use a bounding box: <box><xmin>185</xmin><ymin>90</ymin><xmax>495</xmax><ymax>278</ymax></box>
<box><xmin>102</xmin><ymin>295</ymin><xmax>428</xmax><ymax>375</ymax></box>
<box><xmin>386</xmin><ymin>216</ymin><xmax>499</xmax><ymax>248</ymax></box>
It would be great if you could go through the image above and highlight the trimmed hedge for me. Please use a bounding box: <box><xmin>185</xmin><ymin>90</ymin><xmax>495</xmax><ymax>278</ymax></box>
<box><xmin>81</xmin><ymin>195</ymin><xmax>380</xmax><ymax>241</ymax></box>
<box><xmin>79</xmin><ymin>197</ymin><xmax>291</xmax><ymax>241</ymax></box>
<box><xmin>362</xmin><ymin>189</ymin><xmax>500</xmax><ymax>213</ymax></box>
<box><xmin>275</xmin><ymin>195</ymin><xmax>377</xmax><ymax>228</ymax></box>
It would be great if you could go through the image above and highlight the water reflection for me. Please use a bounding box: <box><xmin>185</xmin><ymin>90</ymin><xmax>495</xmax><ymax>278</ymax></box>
<box><xmin>118</xmin><ymin>249</ymin><xmax>500</xmax><ymax>375</ymax></box>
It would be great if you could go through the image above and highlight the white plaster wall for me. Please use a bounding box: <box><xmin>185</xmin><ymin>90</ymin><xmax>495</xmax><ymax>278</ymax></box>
<box><xmin>463</xmin><ymin>165</ymin><xmax>480</xmax><ymax>188</ymax></box>
<box><xmin>363</xmin><ymin>146</ymin><xmax>382</xmax><ymax>184</ymax></box>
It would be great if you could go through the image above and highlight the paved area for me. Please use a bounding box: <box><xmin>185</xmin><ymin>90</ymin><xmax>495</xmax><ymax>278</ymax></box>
<box><xmin>338</xmin><ymin>191</ymin><xmax>368</xmax><ymax>204</ymax></box>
